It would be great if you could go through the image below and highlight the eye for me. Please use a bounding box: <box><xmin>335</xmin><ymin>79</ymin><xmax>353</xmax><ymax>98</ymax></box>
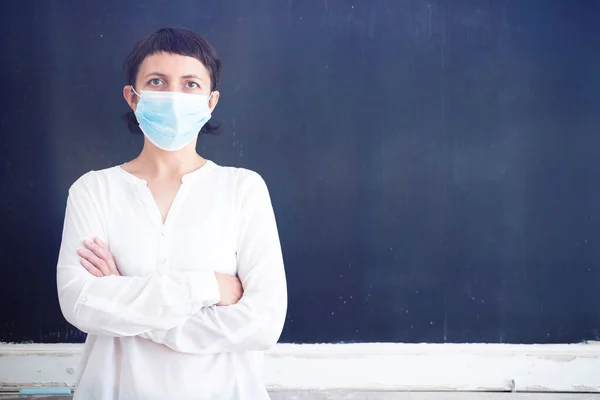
<box><xmin>185</xmin><ymin>81</ymin><xmax>199</xmax><ymax>90</ymax></box>
<box><xmin>148</xmin><ymin>78</ymin><xmax>163</xmax><ymax>87</ymax></box>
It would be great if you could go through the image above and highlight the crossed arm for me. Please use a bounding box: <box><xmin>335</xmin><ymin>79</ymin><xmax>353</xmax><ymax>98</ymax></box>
<box><xmin>57</xmin><ymin>173</ymin><xmax>287</xmax><ymax>354</ymax></box>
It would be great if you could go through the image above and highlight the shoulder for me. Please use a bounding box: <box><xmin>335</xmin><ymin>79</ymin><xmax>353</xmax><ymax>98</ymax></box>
<box><xmin>211</xmin><ymin>162</ymin><xmax>268</xmax><ymax>192</ymax></box>
<box><xmin>210</xmin><ymin>162</ymin><xmax>271</xmax><ymax>206</ymax></box>
<box><xmin>68</xmin><ymin>166</ymin><xmax>123</xmax><ymax>196</ymax></box>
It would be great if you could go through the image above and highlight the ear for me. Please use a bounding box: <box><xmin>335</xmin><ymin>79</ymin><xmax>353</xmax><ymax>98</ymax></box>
<box><xmin>208</xmin><ymin>91</ymin><xmax>220</xmax><ymax>112</ymax></box>
<box><xmin>123</xmin><ymin>85</ymin><xmax>138</xmax><ymax>111</ymax></box>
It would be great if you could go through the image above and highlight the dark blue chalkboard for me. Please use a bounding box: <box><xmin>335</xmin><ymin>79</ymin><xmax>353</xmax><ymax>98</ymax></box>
<box><xmin>1</xmin><ymin>0</ymin><xmax>599</xmax><ymax>344</ymax></box>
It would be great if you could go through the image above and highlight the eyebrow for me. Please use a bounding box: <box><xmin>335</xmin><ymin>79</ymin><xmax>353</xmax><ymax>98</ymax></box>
<box><xmin>144</xmin><ymin>72</ymin><xmax>204</xmax><ymax>81</ymax></box>
<box><xmin>144</xmin><ymin>72</ymin><xmax>167</xmax><ymax>79</ymax></box>
<box><xmin>182</xmin><ymin>74</ymin><xmax>204</xmax><ymax>81</ymax></box>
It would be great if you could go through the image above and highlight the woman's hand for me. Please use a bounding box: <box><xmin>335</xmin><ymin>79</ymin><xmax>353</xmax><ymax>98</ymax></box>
<box><xmin>78</xmin><ymin>237</ymin><xmax>121</xmax><ymax>277</ymax></box>
<box><xmin>214</xmin><ymin>272</ymin><xmax>243</xmax><ymax>306</ymax></box>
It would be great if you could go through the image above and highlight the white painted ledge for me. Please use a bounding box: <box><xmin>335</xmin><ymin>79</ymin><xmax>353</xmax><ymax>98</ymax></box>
<box><xmin>1</xmin><ymin>343</ymin><xmax>599</xmax><ymax>393</ymax></box>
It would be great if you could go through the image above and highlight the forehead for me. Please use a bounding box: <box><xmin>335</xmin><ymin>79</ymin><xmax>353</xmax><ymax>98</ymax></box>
<box><xmin>137</xmin><ymin>52</ymin><xmax>210</xmax><ymax>80</ymax></box>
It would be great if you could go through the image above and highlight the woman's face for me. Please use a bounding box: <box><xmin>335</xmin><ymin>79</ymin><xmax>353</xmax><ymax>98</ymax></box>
<box><xmin>124</xmin><ymin>51</ymin><xmax>220</xmax><ymax>112</ymax></box>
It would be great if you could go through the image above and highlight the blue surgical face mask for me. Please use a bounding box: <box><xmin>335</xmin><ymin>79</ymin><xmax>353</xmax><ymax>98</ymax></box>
<box><xmin>131</xmin><ymin>86</ymin><xmax>213</xmax><ymax>151</ymax></box>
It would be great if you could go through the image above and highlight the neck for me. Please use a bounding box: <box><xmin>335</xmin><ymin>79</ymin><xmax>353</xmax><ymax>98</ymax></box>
<box><xmin>132</xmin><ymin>138</ymin><xmax>206</xmax><ymax>178</ymax></box>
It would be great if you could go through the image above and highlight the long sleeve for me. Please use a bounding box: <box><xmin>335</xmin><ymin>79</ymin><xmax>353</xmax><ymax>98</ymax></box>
<box><xmin>56</xmin><ymin>174</ymin><xmax>221</xmax><ymax>337</ymax></box>
<box><xmin>140</xmin><ymin>171</ymin><xmax>287</xmax><ymax>354</ymax></box>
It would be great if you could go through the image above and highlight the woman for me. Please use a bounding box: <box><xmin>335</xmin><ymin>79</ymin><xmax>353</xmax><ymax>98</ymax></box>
<box><xmin>57</xmin><ymin>27</ymin><xmax>287</xmax><ymax>400</ymax></box>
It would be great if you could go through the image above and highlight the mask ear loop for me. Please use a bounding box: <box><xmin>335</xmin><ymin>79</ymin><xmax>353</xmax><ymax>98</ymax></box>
<box><xmin>206</xmin><ymin>92</ymin><xmax>216</xmax><ymax>110</ymax></box>
<box><xmin>130</xmin><ymin>85</ymin><xmax>141</xmax><ymax>97</ymax></box>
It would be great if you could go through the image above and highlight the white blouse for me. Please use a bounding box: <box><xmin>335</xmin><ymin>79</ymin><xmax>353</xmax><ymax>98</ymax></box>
<box><xmin>56</xmin><ymin>160</ymin><xmax>287</xmax><ymax>400</ymax></box>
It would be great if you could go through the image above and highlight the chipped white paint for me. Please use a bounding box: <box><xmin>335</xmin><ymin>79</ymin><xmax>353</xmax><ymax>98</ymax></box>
<box><xmin>1</xmin><ymin>343</ymin><xmax>599</xmax><ymax>393</ymax></box>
